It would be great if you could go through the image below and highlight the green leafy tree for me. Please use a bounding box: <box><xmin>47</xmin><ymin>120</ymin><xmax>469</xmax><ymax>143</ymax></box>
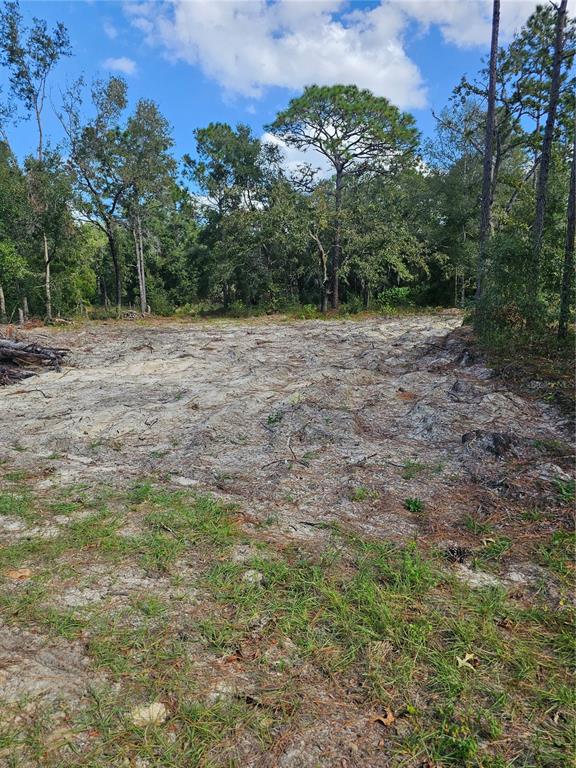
<box><xmin>123</xmin><ymin>99</ymin><xmax>177</xmax><ymax>313</ymax></box>
<box><xmin>59</xmin><ymin>76</ymin><xmax>130</xmax><ymax>309</ymax></box>
<box><xmin>0</xmin><ymin>0</ymin><xmax>71</xmax><ymax>319</ymax></box>
<box><xmin>0</xmin><ymin>139</ymin><xmax>29</xmax><ymax>320</ymax></box>
<box><xmin>268</xmin><ymin>85</ymin><xmax>419</xmax><ymax>309</ymax></box>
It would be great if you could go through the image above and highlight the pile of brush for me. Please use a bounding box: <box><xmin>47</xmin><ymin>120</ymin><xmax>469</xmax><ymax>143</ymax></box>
<box><xmin>0</xmin><ymin>337</ymin><xmax>69</xmax><ymax>386</ymax></box>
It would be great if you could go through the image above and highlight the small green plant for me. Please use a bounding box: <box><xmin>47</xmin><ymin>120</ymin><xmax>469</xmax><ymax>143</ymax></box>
<box><xmin>401</xmin><ymin>460</ymin><xmax>426</xmax><ymax>480</ymax></box>
<box><xmin>554</xmin><ymin>478</ymin><xmax>575</xmax><ymax>503</ymax></box>
<box><xmin>521</xmin><ymin>507</ymin><xmax>544</xmax><ymax>522</ymax></box>
<box><xmin>298</xmin><ymin>304</ymin><xmax>321</xmax><ymax>319</ymax></box>
<box><xmin>477</xmin><ymin>536</ymin><xmax>511</xmax><ymax>562</ymax></box>
<box><xmin>350</xmin><ymin>487</ymin><xmax>379</xmax><ymax>502</ymax></box>
<box><xmin>267</xmin><ymin>411</ymin><xmax>283</xmax><ymax>426</ymax></box>
<box><xmin>0</xmin><ymin>490</ymin><xmax>36</xmax><ymax>521</ymax></box>
<box><xmin>404</xmin><ymin>497</ymin><xmax>424</xmax><ymax>513</ymax></box>
<box><xmin>462</xmin><ymin>513</ymin><xmax>492</xmax><ymax>535</ymax></box>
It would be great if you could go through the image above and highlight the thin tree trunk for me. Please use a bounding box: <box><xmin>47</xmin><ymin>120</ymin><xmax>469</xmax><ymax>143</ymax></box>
<box><xmin>43</xmin><ymin>233</ymin><xmax>52</xmax><ymax>321</ymax></box>
<box><xmin>132</xmin><ymin>223</ymin><xmax>143</xmax><ymax>313</ymax></box>
<box><xmin>0</xmin><ymin>284</ymin><xmax>6</xmax><ymax>323</ymax></box>
<box><xmin>558</xmin><ymin>111</ymin><xmax>576</xmax><ymax>340</ymax></box>
<box><xmin>320</xmin><ymin>287</ymin><xmax>328</xmax><ymax>314</ymax></box>
<box><xmin>363</xmin><ymin>283</ymin><xmax>370</xmax><ymax>309</ymax></box>
<box><xmin>476</xmin><ymin>0</ymin><xmax>500</xmax><ymax>300</ymax></box>
<box><xmin>107</xmin><ymin>227</ymin><xmax>122</xmax><ymax>310</ymax></box>
<box><xmin>531</xmin><ymin>0</ymin><xmax>568</xmax><ymax>300</ymax></box>
<box><xmin>137</xmin><ymin>213</ymin><xmax>147</xmax><ymax>314</ymax></box>
<box><xmin>310</xmin><ymin>229</ymin><xmax>329</xmax><ymax>313</ymax></box>
<box><xmin>331</xmin><ymin>169</ymin><xmax>343</xmax><ymax>310</ymax></box>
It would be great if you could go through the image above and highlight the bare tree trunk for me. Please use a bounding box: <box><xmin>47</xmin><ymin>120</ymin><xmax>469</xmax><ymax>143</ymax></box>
<box><xmin>531</xmin><ymin>0</ymin><xmax>568</xmax><ymax>301</ymax></box>
<box><xmin>331</xmin><ymin>169</ymin><xmax>343</xmax><ymax>310</ymax></box>
<box><xmin>476</xmin><ymin>0</ymin><xmax>500</xmax><ymax>301</ymax></box>
<box><xmin>22</xmin><ymin>296</ymin><xmax>29</xmax><ymax>321</ymax></box>
<box><xmin>107</xmin><ymin>226</ymin><xmax>122</xmax><ymax>310</ymax></box>
<box><xmin>558</xmin><ymin>110</ymin><xmax>576</xmax><ymax>340</ymax></box>
<box><xmin>43</xmin><ymin>233</ymin><xmax>52</xmax><ymax>321</ymax></box>
<box><xmin>0</xmin><ymin>284</ymin><xmax>6</xmax><ymax>323</ymax></box>
<box><xmin>310</xmin><ymin>229</ymin><xmax>329</xmax><ymax>313</ymax></box>
<box><xmin>137</xmin><ymin>213</ymin><xmax>147</xmax><ymax>315</ymax></box>
<box><xmin>320</xmin><ymin>287</ymin><xmax>328</xmax><ymax>314</ymax></box>
<box><xmin>132</xmin><ymin>223</ymin><xmax>143</xmax><ymax>313</ymax></box>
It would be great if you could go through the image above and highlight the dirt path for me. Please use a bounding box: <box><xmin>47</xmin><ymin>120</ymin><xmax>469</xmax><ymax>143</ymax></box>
<box><xmin>0</xmin><ymin>314</ymin><xmax>573</xmax><ymax>767</ymax></box>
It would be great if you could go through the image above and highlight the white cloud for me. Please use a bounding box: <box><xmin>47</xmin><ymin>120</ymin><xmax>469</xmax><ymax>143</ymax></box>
<box><xmin>102</xmin><ymin>19</ymin><xmax>119</xmax><ymax>40</ymax></box>
<box><xmin>124</xmin><ymin>0</ymin><xmax>574</xmax><ymax>108</ymax></box>
<box><xmin>102</xmin><ymin>56</ymin><xmax>137</xmax><ymax>76</ymax></box>
<box><xmin>124</xmin><ymin>0</ymin><xmax>427</xmax><ymax>109</ymax></box>
<box><xmin>396</xmin><ymin>0</ymin><xmax>574</xmax><ymax>48</ymax></box>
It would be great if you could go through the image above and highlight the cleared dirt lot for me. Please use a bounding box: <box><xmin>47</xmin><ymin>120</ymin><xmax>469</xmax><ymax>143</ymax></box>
<box><xmin>1</xmin><ymin>313</ymin><xmax>570</xmax><ymax>536</ymax></box>
<box><xmin>0</xmin><ymin>315</ymin><xmax>573</xmax><ymax>767</ymax></box>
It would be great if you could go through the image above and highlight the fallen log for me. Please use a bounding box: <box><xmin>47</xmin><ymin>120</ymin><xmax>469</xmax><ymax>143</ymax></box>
<box><xmin>0</xmin><ymin>365</ymin><xmax>36</xmax><ymax>386</ymax></box>
<box><xmin>0</xmin><ymin>339</ymin><xmax>69</xmax><ymax>368</ymax></box>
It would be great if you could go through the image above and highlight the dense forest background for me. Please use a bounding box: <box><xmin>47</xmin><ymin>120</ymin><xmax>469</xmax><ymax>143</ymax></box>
<box><xmin>0</xmin><ymin>0</ymin><xmax>574</xmax><ymax>349</ymax></box>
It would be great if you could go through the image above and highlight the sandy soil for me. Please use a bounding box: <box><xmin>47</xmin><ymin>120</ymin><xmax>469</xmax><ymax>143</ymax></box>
<box><xmin>1</xmin><ymin>314</ymin><xmax>569</xmax><ymax>540</ymax></box>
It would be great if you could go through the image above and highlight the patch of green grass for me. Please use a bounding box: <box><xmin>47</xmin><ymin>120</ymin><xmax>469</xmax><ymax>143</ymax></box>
<box><xmin>0</xmin><ymin>584</ymin><xmax>87</xmax><ymax>639</ymax></box>
<box><xmin>404</xmin><ymin>497</ymin><xmax>424</xmax><ymax>513</ymax></box>
<box><xmin>47</xmin><ymin>500</ymin><xmax>83</xmax><ymax>515</ymax></box>
<box><xmin>350</xmin><ymin>486</ymin><xmax>379</xmax><ymax>502</ymax></box>
<box><xmin>532</xmin><ymin>438</ymin><xmax>573</xmax><ymax>457</ymax></box>
<box><xmin>3</xmin><ymin>470</ymin><xmax>29</xmax><ymax>482</ymax></box>
<box><xmin>521</xmin><ymin>507</ymin><xmax>545</xmax><ymax>522</ymax></box>
<box><xmin>1</xmin><ymin>480</ymin><xmax>573</xmax><ymax>768</ymax></box>
<box><xmin>0</xmin><ymin>490</ymin><xmax>36</xmax><ymax>522</ymax></box>
<box><xmin>141</xmin><ymin>490</ymin><xmax>238</xmax><ymax>546</ymax></box>
<box><xmin>401</xmin><ymin>460</ymin><xmax>426</xmax><ymax>480</ymax></box>
<box><xmin>476</xmin><ymin>536</ymin><xmax>512</xmax><ymax>562</ymax></box>
<box><xmin>462</xmin><ymin>513</ymin><xmax>493</xmax><ymax>536</ymax></box>
<box><xmin>197</xmin><ymin>616</ymin><xmax>242</xmax><ymax>652</ymax></box>
<box><xmin>537</xmin><ymin>530</ymin><xmax>575</xmax><ymax>580</ymax></box>
<box><xmin>267</xmin><ymin>411</ymin><xmax>283</xmax><ymax>426</ymax></box>
<box><xmin>554</xmin><ymin>478</ymin><xmax>575</xmax><ymax>504</ymax></box>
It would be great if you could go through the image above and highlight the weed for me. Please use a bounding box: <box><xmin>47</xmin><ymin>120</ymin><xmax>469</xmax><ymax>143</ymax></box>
<box><xmin>462</xmin><ymin>513</ymin><xmax>493</xmax><ymax>535</ymax></box>
<box><xmin>0</xmin><ymin>490</ymin><xmax>36</xmax><ymax>521</ymax></box>
<box><xmin>350</xmin><ymin>486</ymin><xmax>379</xmax><ymax>502</ymax></box>
<box><xmin>267</xmin><ymin>411</ymin><xmax>283</xmax><ymax>426</ymax></box>
<box><xmin>537</xmin><ymin>530</ymin><xmax>575</xmax><ymax>579</ymax></box>
<box><xmin>476</xmin><ymin>536</ymin><xmax>512</xmax><ymax>562</ymax></box>
<box><xmin>404</xmin><ymin>497</ymin><xmax>424</xmax><ymax>513</ymax></box>
<box><xmin>401</xmin><ymin>460</ymin><xmax>426</xmax><ymax>480</ymax></box>
<box><xmin>554</xmin><ymin>478</ymin><xmax>575</xmax><ymax>504</ymax></box>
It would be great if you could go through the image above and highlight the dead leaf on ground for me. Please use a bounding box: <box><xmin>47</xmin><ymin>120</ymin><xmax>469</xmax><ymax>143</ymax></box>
<box><xmin>6</xmin><ymin>568</ymin><xmax>32</xmax><ymax>581</ymax></box>
<box><xmin>130</xmin><ymin>702</ymin><xmax>167</xmax><ymax>727</ymax></box>
<box><xmin>456</xmin><ymin>652</ymin><xmax>477</xmax><ymax>671</ymax></box>
<box><xmin>373</xmin><ymin>708</ymin><xmax>395</xmax><ymax>727</ymax></box>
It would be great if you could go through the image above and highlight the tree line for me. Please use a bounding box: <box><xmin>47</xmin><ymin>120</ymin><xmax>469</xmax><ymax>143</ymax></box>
<box><xmin>0</xmin><ymin>0</ymin><xmax>574</xmax><ymax>346</ymax></box>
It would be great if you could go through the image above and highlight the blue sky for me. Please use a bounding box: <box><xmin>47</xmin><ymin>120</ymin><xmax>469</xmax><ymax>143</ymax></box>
<box><xmin>0</xmin><ymin>1</ymin><xmax>556</xmax><ymax>166</ymax></box>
